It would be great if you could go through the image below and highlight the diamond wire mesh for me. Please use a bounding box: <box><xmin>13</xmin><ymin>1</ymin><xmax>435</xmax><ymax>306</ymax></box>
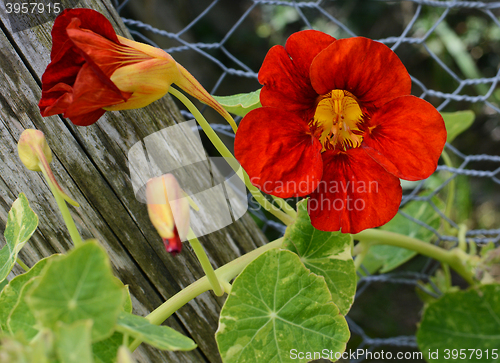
<box><xmin>114</xmin><ymin>0</ymin><xmax>500</xmax><ymax>361</ymax></box>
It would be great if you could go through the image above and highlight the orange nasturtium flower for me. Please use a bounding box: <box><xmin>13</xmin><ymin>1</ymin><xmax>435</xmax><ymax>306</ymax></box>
<box><xmin>235</xmin><ymin>30</ymin><xmax>447</xmax><ymax>234</ymax></box>
<box><xmin>38</xmin><ymin>8</ymin><xmax>233</xmax><ymax>127</ymax></box>
<box><xmin>146</xmin><ymin>174</ymin><xmax>190</xmax><ymax>256</ymax></box>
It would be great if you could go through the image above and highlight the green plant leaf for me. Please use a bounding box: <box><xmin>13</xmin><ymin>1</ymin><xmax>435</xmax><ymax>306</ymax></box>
<box><xmin>283</xmin><ymin>199</ymin><xmax>356</xmax><ymax>315</ymax></box>
<box><xmin>93</xmin><ymin>332</ymin><xmax>123</xmax><ymax>363</ymax></box>
<box><xmin>417</xmin><ymin>284</ymin><xmax>500</xmax><ymax>362</ymax></box>
<box><xmin>116</xmin><ymin>312</ymin><xmax>196</xmax><ymax>351</ymax></box>
<box><xmin>0</xmin><ymin>279</ymin><xmax>8</xmax><ymax>294</ymax></box>
<box><xmin>122</xmin><ymin>285</ymin><xmax>133</xmax><ymax>314</ymax></box>
<box><xmin>441</xmin><ymin>111</ymin><xmax>475</xmax><ymax>143</ymax></box>
<box><xmin>7</xmin><ymin>277</ymin><xmax>40</xmax><ymax>339</ymax></box>
<box><xmin>0</xmin><ymin>256</ymin><xmax>54</xmax><ymax>334</ymax></box>
<box><xmin>0</xmin><ymin>332</ymin><xmax>53</xmax><ymax>363</ymax></box>
<box><xmin>212</xmin><ymin>89</ymin><xmax>261</xmax><ymax>117</ymax></box>
<box><xmin>0</xmin><ymin>193</ymin><xmax>38</xmax><ymax>283</ymax></box>
<box><xmin>362</xmin><ymin>199</ymin><xmax>441</xmax><ymax>274</ymax></box>
<box><xmin>27</xmin><ymin>240</ymin><xmax>125</xmax><ymax>342</ymax></box>
<box><xmin>55</xmin><ymin>320</ymin><xmax>94</xmax><ymax>363</ymax></box>
<box><xmin>216</xmin><ymin>249</ymin><xmax>350</xmax><ymax>363</ymax></box>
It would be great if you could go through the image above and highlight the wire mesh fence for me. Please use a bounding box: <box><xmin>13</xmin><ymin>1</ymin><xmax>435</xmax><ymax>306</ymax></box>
<box><xmin>114</xmin><ymin>0</ymin><xmax>500</xmax><ymax>361</ymax></box>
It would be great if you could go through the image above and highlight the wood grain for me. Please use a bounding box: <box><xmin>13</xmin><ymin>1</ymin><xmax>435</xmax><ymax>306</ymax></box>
<box><xmin>0</xmin><ymin>1</ymin><xmax>267</xmax><ymax>361</ymax></box>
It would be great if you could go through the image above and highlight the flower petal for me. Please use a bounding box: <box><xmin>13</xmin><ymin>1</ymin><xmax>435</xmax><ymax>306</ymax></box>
<box><xmin>40</xmin><ymin>80</ymin><xmax>108</xmax><ymax>126</ymax></box>
<box><xmin>66</xmin><ymin>18</ymin><xmax>151</xmax><ymax>77</ymax></box>
<box><xmin>146</xmin><ymin>177</ymin><xmax>176</xmax><ymax>240</ymax></box>
<box><xmin>161</xmin><ymin>174</ymin><xmax>190</xmax><ymax>242</ymax></box>
<box><xmin>235</xmin><ymin>107</ymin><xmax>323</xmax><ymax>198</ymax></box>
<box><xmin>310</xmin><ymin>37</ymin><xmax>411</xmax><ymax>112</ymax></box>
<box><xmin>104</xmin><ymin>58</ymin><xmax>174</xmax><ymax>111</ymax></box>
<box><xmin>39</xmin><ymin>83</ymin><xmax>74</xmax><ymax>116</ymax></box>
<box><xmin>362</xmin><ymin>95</ymin><xmax>446</xmax><ymax>181</ymax></box>
<box><xmin>69</xmin><ymin>109</ymin><xmax>107</xmax><ymax>127</ymax></box>
<box><xmin>49</xmin><ymin>9</ymin><xmax>118</xmax><ymax>63</ymax></box>
<box><xmin>40</xmin><ymin>9</ymin><xmax>117</xmax><ymax>94</ymax></box>
<box><xmin>63</xmin><ymin>64</ymin><xmax>130</xmax><ymax>124</ymax></box>
<box><xmin>163</xmin><ymin>227</ymin><xmax>182</xmax><ymax>256</ymax></box>
<box><xmin>308</xmin><ymin>148</ymin><xmax>401</xmax><ymax>234</ymax></box>
<box><xmin>259</xmin><ymin>30</ymin><xmax>335</xmax><ymax>116</ymax></box>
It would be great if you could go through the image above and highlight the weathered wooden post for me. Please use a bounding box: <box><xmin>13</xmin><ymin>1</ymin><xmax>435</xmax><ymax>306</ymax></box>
<box><xmin>0</xmin><ymin>1</ymin><xmax>267</xmax><ymax>361</ymax></box>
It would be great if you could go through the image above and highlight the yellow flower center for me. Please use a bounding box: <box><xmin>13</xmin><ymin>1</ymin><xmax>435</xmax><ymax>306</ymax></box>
<box><xmin>310</xmin><ymin>90</ymin><xmax>364</xmax><ymax>151</ymax></box>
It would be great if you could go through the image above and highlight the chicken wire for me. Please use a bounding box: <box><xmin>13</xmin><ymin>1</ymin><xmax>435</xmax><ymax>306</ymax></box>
<box><xmin>113</xmin><ymin>0</ymin><xmax>500</xmax><ymax>361</ymax></box>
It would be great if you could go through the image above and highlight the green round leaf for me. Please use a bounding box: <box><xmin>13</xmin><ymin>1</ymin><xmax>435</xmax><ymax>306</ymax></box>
<box><xmin>0</xmin><ymin>255</ymin><xmax>55</xmax><ymax>334</ymax></box>
<box><xmin>0</xmin><ymin>193</ymin><xmax>38</xmax><ymax>283</ymax></box>
<box><xmin>283</xmin><ymin>199</ymin><xmax>356</xmax><ymax>315</ymax></box>
<box><xmin>417</xmin><ymin>284</ymin><xmax>500</xmax><ymax>362</ymax></box>
<box><xmin>55</xmin><ymin>320</ymin><xmax>94</xmax><ymax>363</ymax></box>
<box><xmin>27</xmin><ymin>240</ymin><xmax>125</xmax><ymax>342</ymax></box>
<box><xmin>116</xmin><ymin>312</ymin><xmax>197</xmax><ymax>351</ymax></box>
<box><xmin>216</xmin><ymin>249</ymin><xmax>350</xmax><ymax>363</ymax></box>
<box><xmin>0</xmin><ymin>279</ymin><xmax>7</xmax><ymax>294</ymax></box>
<box><xmin>93</xmin><ymin>332</ymin><xmax>124</xmax><ymax>363</ymax></box>
<box><xmin>7</xmin><ymin>277</ymin><xmax>40</xmax><ymax>339</ymax></box>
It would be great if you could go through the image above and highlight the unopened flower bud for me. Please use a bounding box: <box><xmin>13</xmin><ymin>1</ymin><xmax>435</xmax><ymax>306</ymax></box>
<box><xmin>146</xmin><ymin>174</ymin><xmax>190</xmax><ymax>256</ymax></box>
<box><xmin>17</xmin><ymin>129</ymin><xmax>79</xmax><ymax>207</ymax></box>
<box><xmin>18</xmin><ymin>129</ymin><xmax>52</xmax><ymax>171</ymax></box>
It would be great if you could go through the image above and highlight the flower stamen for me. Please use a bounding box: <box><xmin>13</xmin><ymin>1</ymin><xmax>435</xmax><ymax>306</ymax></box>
<box><xmin>310</xmin><ymin>90</ymin><xmax>364</xmax><ymax>151</ymax></box>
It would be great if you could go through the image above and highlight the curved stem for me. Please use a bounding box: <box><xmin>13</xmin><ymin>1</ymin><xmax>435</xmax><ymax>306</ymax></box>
<box><xmin>16</xmin><ymin>258</ymin><xmax>29</xmax><ymax>272</ymax></box>
<box><xmin>169</xmin><ymin>87</ymin><xmax>294</xmax><ymax>225</ymax></box>
<box><xmin>353</xmin><ymin>246</ymin><xmax>368</xmax><ymax>271</ymax></box>
<box><xmin>187</xmin><ymin>230</ymin><xmax>223</xmax><ymax>296</ymax></box>
<box><xmin>271</xmin><ymin>195</ymin><xmax>297</xmax><ymax>219</ymax></box>
<box><xmin>221</xmin><ymin>280</ymin><xmax>233</xmax><ymax>294</ymax></box>
<box><xmin>354</xmin><ymin>229</ymin><xmax>475</xmax><ymax>285</ymax></box>
<box><xmin>39</xmin><ymin>163</ymin><xmax>83</xmax><ymax>247</ymax></box>
<box><xmin>129</xmin><ymin>237</ymin><xmax>284</xmax><ymax>352</ymax></box>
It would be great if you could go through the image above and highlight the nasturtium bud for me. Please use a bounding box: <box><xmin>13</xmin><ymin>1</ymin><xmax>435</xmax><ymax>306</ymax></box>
<box><xmin>18</xmin><ymin>129</ymin><xmax>52</xmax><ymax>171</ymax></box>
<box><xmin>146</xmin><ymin>174</ymin><xmax>190</xmax><ymax>256</ymax></box>
<box><xmin>17</xmin><ymin>129</ymin><xmax>79</xmax><ymax>207</ymax></box>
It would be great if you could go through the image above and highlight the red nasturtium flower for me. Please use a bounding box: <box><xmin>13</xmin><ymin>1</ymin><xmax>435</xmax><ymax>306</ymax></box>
<box><xmin>39</xmin><ymin>8</ymin><xmax>233</xmax><ymax>127</ymax></box>
<box><xmin>235</xmin><ymin>30</ymin><xmax>447</xmax><ymax>234</ymax></box>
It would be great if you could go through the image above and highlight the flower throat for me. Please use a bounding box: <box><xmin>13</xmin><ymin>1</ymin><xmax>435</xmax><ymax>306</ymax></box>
<box><xmin>310</xmin><ymin>90</ymin><xmax>364</xmax><ymax>151</ymax></box>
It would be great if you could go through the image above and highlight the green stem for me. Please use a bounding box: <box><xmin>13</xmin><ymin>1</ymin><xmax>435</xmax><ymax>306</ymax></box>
<box><xmin>271</xmin><ymin>195</ymin><xmax>297</xmax><ymax>219</ymax></box>
<box><xmin>168</xmin><ymin>87</ymin><xmax>294</xmax><ymax>226</ymax></box>
<box><xmin>39</xmin><ymin>163</ymin><xmax>83</xmax><ymax>247</ymax></box>
<box><xmin>441</xmin><ymin>150</ymin><xmax>456</xmax><ymax>226</ymax></box>
<box><xmin>129</xmin><ymin>237</ymin><xmax>284</xmax><ymax>352</ymax></box>
<box><xmin>458</xmin><ymin>224</ymin><xmax>467</xmax><ymax>252</ymax></box>
<box><xmin>442</xmin><ymin>263</ymin><xmax>452</xmax><ymax>290</ymax></box>
<box><xmin>221</xmin><ymin>280</ymin><xmax>233</xmax><ymax>294</ymax></box>
<box><xmin>353</xmin><ymin>246</ymin><xmax>368</xmax><ymax>272</ymax></box>
<box><xmin>16</xmin><ymin>258</ymin><xmax>29</xmax><ymax>272</ymax></box>
<box><xmin>353</xmin><ymin>229</ymin><xmax>475</xmax><ymax>285</ymax></box>
<box><xmin>187</xmin><ymin>230</ymin><xmax>224</xmax><ymax>296</ymax></box>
